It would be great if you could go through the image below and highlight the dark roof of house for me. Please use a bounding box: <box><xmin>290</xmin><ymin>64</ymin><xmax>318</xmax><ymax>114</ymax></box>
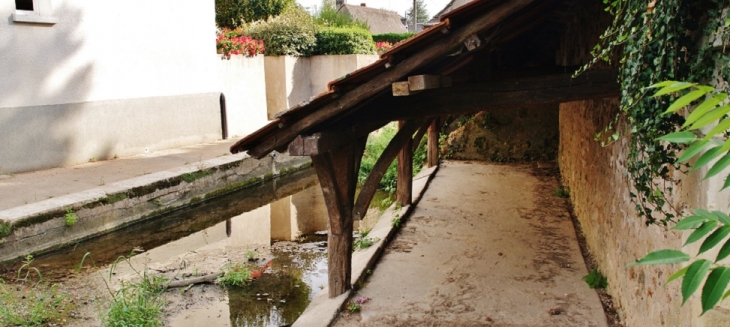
<box><xmin>230</xmin><ymin>0</ymin><xmax>607</xmax><ymax>159</ymax></box>
<box><xmin>339</xmin><ymin>4</ymin><xmax>407</xmax><ymax>34</ymax></box>
<box><xmin>425</xmin><ymin>0</ymin><xmax>475</xmax><ymax>26</ymax></box>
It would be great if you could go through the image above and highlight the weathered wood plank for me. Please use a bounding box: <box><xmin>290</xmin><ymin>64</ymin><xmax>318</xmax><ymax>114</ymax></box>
<box><xmin>353</xmin><ymin>119</ymin><xmax>426</xmax><ymax>221</ymax></box>
<box><xmin>427</xmin><ymin>119</ymin><xmax>440</xmax><ymax>168</ymax></box>
<box><xmin>246</xmin><ymin>0</ymin><xmax>536</xmax><ymax>158</ymax></box>
<box><xmin>311</xmin><ymin>138</ymin><xmax>367</xmax><ymax>298</ymax></box>
<box><xmin>396</xmin><ymin>121</ymin><xmax>413</xmax><ymax>206</ymax></box>
<box><xmin>411</xmin><ymin>118</ymin><xmax>434</xmax><ymax>153</ymax></box>
<box><xmin>392</xmin><ymin>81</ymin><xmax>411</xmax><ymax>97</ymax></box>
<box><xmin>288</xmin><ymin>122</ymin><xmax>386</xmax><ymax>156</ymax></box>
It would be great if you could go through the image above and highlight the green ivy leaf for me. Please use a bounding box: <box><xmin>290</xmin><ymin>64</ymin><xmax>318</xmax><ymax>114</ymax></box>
<box><xmin>685</xmin><ymin>221</ymin><xmax>719</xmax><ymax>246</ymax></box>
<box><xmin>665</xmin><ymin>90</ymin><xmax>709</xmax><ymax>113</ymax></box>
<box><xmin>657</xmin><ymin>131</ymin><xmax>697</xmax><ymax>144</ymax></box>
<box><xmin>653</xmin><ymin>82</ymin><xmax>695</xmax><ymax>97</ymax></box>
<box><xmin>667</xmin><ymin>266</ymin><xmax>689</xmax><ymax>284</ymax></box>
<box><xmin>691</xmin><ymin>146</ymin><xmax>724</xmax><ymax>171</ymax></box>
<box><xmin>678</xmin><ymin>140</ymin><xmax>710</xmax><ymax>163</ymax></box>
<box><xmin>682</xmin><ymin>259</ymin><xmax>712</xmax><ymax>305</ymax></box>
<box><xmin>674</xmin><ymin>215</ymin><xmax>710</xmax><ymax>230</ymax></box>
<box><xmin>699</xmin><ymin>226</ymin><xmax>730</xmax><ymax>256</ymax></box>
<box><xmin>705</xmin><ymin>153</ymin><xmax>730</xmax><ymax>180</ymax></box>
<box><xmin>701</xmin><ymin>267</ymin><xmax>730</xmax><ymax>314</ymax></box>
<box><xmin>627</xmin><ymin>249</ymin><xmax>689</xmax><ymax>267</ymax></box>
<box><xmin>684</xmin><ymin>95</ymin><xmax>724</xmax><ymax>128</ymax></box>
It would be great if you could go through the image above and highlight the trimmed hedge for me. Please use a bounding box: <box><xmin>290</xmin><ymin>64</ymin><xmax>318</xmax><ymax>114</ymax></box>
<box><xmin>247</xmin><ymin>7</ymin><xmax>317</xmax><ymax>56</ymax></box>
<box><xmin>313</xmin><ymin>27</ymin><xmax>375</xmax><ymax>55</ymax></box>
<box><xmin>372</xmin><ymin>33</ymin><xmax>415</xmax><ymax>44</ymax></box>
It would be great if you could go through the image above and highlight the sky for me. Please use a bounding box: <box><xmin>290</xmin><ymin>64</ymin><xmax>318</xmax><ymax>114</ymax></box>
<box><xmin>296</xmin><ymin>0</ymin><xmax>454</xmax><ymax>18</ymax></box>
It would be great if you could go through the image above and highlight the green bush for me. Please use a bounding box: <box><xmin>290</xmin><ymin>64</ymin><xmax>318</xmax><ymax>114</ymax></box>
<box><xmin>359</xmin><ymin>123</ymin><xmax>428</xmax><ymax>194</ymax></box>
<box><xmin>313</xmin><ymin>27</ymin><xmax>375</xmax><ymax>55</ymax></box>
<box><xmin>215</xmin><ymin>0</ymin><xmax>295</xmax><ymax>29</ymax></box>
<box><xmin>247</xmin><ymin>6</ymin><xmax>317</xmax><ymax>56</ymax></box>
<box><xmin>372</xmin><ymin>33</ymin><xmax>415</xmax><ymax>44</ymax></box>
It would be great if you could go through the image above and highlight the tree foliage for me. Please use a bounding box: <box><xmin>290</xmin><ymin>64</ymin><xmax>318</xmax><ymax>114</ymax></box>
<box><xmin>215</xmin><ymin>0</ymin><xmax>295</xmax><ymax>29</ymax></box>
<box><xmin>406</xmin><ymin>0</ymin><xmax>429</xmax><ymax>25</ymax></box>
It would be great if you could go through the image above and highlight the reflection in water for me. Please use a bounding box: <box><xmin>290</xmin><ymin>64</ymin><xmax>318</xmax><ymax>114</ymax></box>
<box><xmin>227</xmin><ymin>240</ymin><xmax>327</xmax><ymax>327</ymax></box>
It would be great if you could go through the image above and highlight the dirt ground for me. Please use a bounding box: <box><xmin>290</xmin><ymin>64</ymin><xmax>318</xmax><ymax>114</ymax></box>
<box><xmin>334</xmin><ymin>161</ymin><xmax>609</xmax><ymax>327</ymax></box>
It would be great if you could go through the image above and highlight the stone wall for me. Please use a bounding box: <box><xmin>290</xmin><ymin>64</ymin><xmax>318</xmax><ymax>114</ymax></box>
<box><xmin>442</xmin><ymin>106</ymin><xmax>559</xmax><ymax>162</ymax></box>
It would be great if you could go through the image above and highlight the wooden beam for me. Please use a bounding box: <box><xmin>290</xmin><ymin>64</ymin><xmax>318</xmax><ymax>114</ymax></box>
<box><xmin>392</xmin><ymin>81</ymin><xmax>411</xmax><ymax>97</ymax></box>
<box><xmin>411</xmin><ymin>118</ymin><xmax>434</xmax><ymax>153</ymax></box>
<box><xmin>311</xmin><ymin>138</ymin><xmax>367</xmax><ymax>298</ymax></box>
<box><xmin>427</xmin><ymin>118</ymin><xmax>440</xmax><ymax>168</ymax></box>
<box><xmin>345</xmin><ymin>70</ymin><xmax>619</xmax><ymax>124</ymax></box>
<box><xmin>396</xmin><ymin>121</ymin><xmax>413</xmax><ymax>206</ymax></box>
<box><xmin>245</xmin><ymin>0</ymin><xmax>537</xmax><ymax>158</ymax></box>
<box><xmin>393</xmin><ymin>75</ymin><xmax>453</xmax><ymax>96</ymax></box>
<box><xmin>287</xmin><ymin>121</ymin><xmax>387</xmax><ymax>156</ymax></box>
<box><xmin>353</xmin><ymin>119</ymin><xmax>427</xmax><ymax>221</ymax></box>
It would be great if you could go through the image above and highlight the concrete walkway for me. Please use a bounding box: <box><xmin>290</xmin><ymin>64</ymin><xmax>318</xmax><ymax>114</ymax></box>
<box><xmin>333</xmin><ymin>161</ymin><xmax>609</xmax><ymax>326</ymax></box>
<box><xmin>0</xmin><ymin>140</ymin><xmax>239</xmax><ymax>211</ymax></box>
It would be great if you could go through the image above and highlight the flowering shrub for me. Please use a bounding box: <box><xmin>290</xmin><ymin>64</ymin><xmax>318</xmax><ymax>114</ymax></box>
<box><xmin>216</xmin><ymin>28</ymin><xmax>265</xmax><ymax>59</ymax></box>
<box><xmin>375</xmin><ymin>41</ymin><xmax>394</xmax><ymax>54</ymax></box>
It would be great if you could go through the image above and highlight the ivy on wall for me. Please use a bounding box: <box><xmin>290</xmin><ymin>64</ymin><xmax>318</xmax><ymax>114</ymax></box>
<box><xmin>580</xmin><ymin>0</ymin><xmax>730</xmax><ymax>225</ymax></box>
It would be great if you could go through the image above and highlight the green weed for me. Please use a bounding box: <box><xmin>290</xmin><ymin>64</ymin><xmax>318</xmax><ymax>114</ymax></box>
<box><xmin>0</xmin><ymin>256</ymin><xmax>69</xmax><ymax>326</ymax></box>
<box><xmin>102</xmin><ymin>256</ymin><xmax>167</xmax><ymax>327</ymax></box>
<box><xmin>554</xmin><ymin>186</ymin><xmax>571</xmax><ymax>198</ymax></box>
<box><xmin>353</xmin><ymin>231</ymin><xmax>380</xmax><ymax>251</ymax></box>
<box><xmin>217</xmin><ymin>263</ymin><xmax>252</xmax><ymax>288</ymax></box>
<box><xmin>0</xmin><ymin>221</ymin><xmax>11</xmax><ymax>239</ymax></box>
<box><xmin>64</xmin><ymin>208</ymin><xmax>78</xmax><ymax>227</ymax></box>
<box><xmin>583</xmin><ymin>268</ymin><xmax>607</xmax><ymax>289</ymax></box>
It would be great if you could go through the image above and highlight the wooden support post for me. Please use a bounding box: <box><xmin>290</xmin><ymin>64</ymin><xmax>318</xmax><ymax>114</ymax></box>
<box><xmin>311</xmin><ymin>138</ymin><xmax>366</xmax><ymax>298</ymax></box>
<box><xmin>427</xmin><ymin>119</ymin><xmax>440</xmax><ymax>168</ymax></box>
<box><xmin>396</xmin><ymin>121</ymin><xmax>413</xmax><ymax>206</ymax></box>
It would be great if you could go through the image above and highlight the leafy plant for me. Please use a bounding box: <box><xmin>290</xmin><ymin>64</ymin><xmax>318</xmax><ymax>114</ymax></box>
<box><xmin>347</xmin><ymin>302</ymin><xmax>361</xmax><ymax>313</ymax></box>
<box><xmin>17</xmin><ymin>255</ymin><xmax>42</xmax><ymax>284</ymax></box>
<box><xmin>0</xmin><ymin>220</ymin><xmax>11</xmax><ymax>239</ymax></box>
<box><xmin>64</xmin><ymin>208</ymin><xmax>78</xmax><ymax>227</ymax></box>
<box><xmin>353</xmin><ymin>231</ymin><xmax>379</xmax><ymax>251</ymax></box>
<box><xmin>375</xmin><ymin>41</ymin><xmax>394</xmax><ymax>54</ymax></box>
<box><xmin>313</xmin><ymin>27</ymin><xmax>375</xmax><ymax>55</ymax></box>
<box><xmin>216</xmin><ymin>28</ymin><xmax>265</xmax><ymax>59</ymax></box>
<box><xmin>0</xmin><ymin>282</ymin><xmax>67</xmax><ymax>326</ymax></box>
<box><xmin>215</xmin><ymin>0</ymin><xmax>295</xmax><ymax>29</ymax></box>
<box><xmin>102</xmin><ymin>256</ymin><xmax>167</xmax><ymax>327</ymax></box>
<box><xmin>630</xmin><ymin>82</ymin><xmax>730</xmax><ymax>315</ymax></box>
<box><xmin>554</xmin><ymin>186</ymin><xmax>570</xmax><ymax>198</ymax></box>
<box><xmin>391</xmin><ymin>214</ymin><xmax>401</xmax><ymax>228</ymax></box>
<box><xmin>247</xmin><ymin>6</ymin><xmax>318</xmax><ymax>56</ymax></box>
<box><xmin>583</xmin><ymin>268</ymin><xmax>608</xmax><ymax>289</ymax></box>
<box><xmin>372</xmin><ymin>33</ymin><xmax>415</xmax><ymax>44</ymax></box>
<box><xmin>217</xmin><ymin>263</ymin><xmax>253</xmax><ymax>287</ymax></box>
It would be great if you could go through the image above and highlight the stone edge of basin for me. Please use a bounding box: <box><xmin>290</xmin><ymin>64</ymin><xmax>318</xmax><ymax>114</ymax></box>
<box><xmin>0</xmin><ymin>152</ymin><xmax>312</xmax><ymax>265</ymax></box>
<box><xmin>292</xmin><ymin>164</ymin><xmax>440</xmax><ymax>327</ymax></box>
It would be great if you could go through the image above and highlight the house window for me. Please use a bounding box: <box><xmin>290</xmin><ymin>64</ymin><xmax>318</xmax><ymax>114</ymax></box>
<box><xmin>13</xmin><ymin>0</ymin><xmax>58</xmax><ymax>25</ymax></box>
<box><xmin>15</xmin><ymin>0</ymin><xmax>34</xmax><ymax>11</ymax></box>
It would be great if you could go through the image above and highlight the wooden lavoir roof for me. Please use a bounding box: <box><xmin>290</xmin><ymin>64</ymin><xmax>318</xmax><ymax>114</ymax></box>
<box><xmin>230</xmin><ymin>0</ymin><xmax>618</xmax><ymax>158</ymax></box>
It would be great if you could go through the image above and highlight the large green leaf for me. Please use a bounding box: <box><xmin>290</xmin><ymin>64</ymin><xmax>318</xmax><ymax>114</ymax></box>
<box><xmin>705</xmin><ymin>152</ymin><xmax>730</xmax><ymax>180</ymax></box>
<box><xmin>665</xmin><ymin>90</ymin><xmax>709</xmax><ymax>113</ymax></box>
<box><xmin>667</xmin><ymin>266</ymin><xmax>690</xmax><ymax>284</ymax></box>
<box><xmin>653</xmin><ymin>82</ymin><xmax>695</xmax><ymax>96</ymax></box>
<box><xmin>678</xmin><ymin>140</ymin><xmax>710</xmax><ymax>163</ymax></box>
<box><xmin>690</xmin><ymin>105</ymin><xmax>730</xmax><ymax>130</ymax></box>
<box><xmin>691</xmin><ymin>146</ymin><xmax>724</xmax><ymax>172</ymax></box>
<box><xmin>685</xmin><ymin>221</ymin><xmax>719</xmax><ymax>246</ymax></box>
<box><xmin>694</xmin><ymin>209</ymin><xmax>719</xmax><ymax>221</ymax></box>
<box><xmin>648</xmin><ymin>80</ymin><xmax>682</xmax><ymax>89</ymax></box>
<box><xmin>699</xmin><ymin>226</ymin><xmax>730</xmax><ymax>255</ymax></box>
<box><xmin>657</xmin><ymin>131</ymin><xmax>697</xmax><ymax>144</ymax></box>
<box><xmin>702</xmin><ymin>267</ymin><xmax>730</xmax><ymax>314</ymax></box>
<box><xmin>682</xmin><ymin>259</ymin><xmax>712</xmax><ymax>304</ymax></box>
<box><xmin>684</xmin><ymin>94</ymin><xmax>724</xmax><ymax>128</ymax></box>
<box><xmin>627</xmin><ymin>249</ymin><xmax>689</xmax><ymax>267</ymax></box>
<box><xmin>723</xmin><ymin>174</ymin><xmax>730</xmax><ymax>191</ymax></box>
<box><xmin>705</xmin><ymin>118</ymin><xmax>730</xmax><ymax>141</ymax></box>
<box><xmin>717</xmin><ymin>239</ymin><xmax>730</xmax><ymax>262</ymax></box>
<box><xmin>674</xmin><ymin>215</ymin><xmax>711</xmax><ymax>230</ymax></box>
<box><xmin>713</xmin><ymin>211</ymin><xmax>730</xmax><ymax>226</ymax></box>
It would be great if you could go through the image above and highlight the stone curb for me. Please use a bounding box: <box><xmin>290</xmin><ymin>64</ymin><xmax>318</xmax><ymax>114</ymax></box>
<box><xmin>0</xmin><ymin>152</ymin><xmax>312</xmax><ymax>265</ymax></box>
<box><xmin>292</xmin><ymin>164</ymin><xmax>440</xmax><ymax>327</ymax></box>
